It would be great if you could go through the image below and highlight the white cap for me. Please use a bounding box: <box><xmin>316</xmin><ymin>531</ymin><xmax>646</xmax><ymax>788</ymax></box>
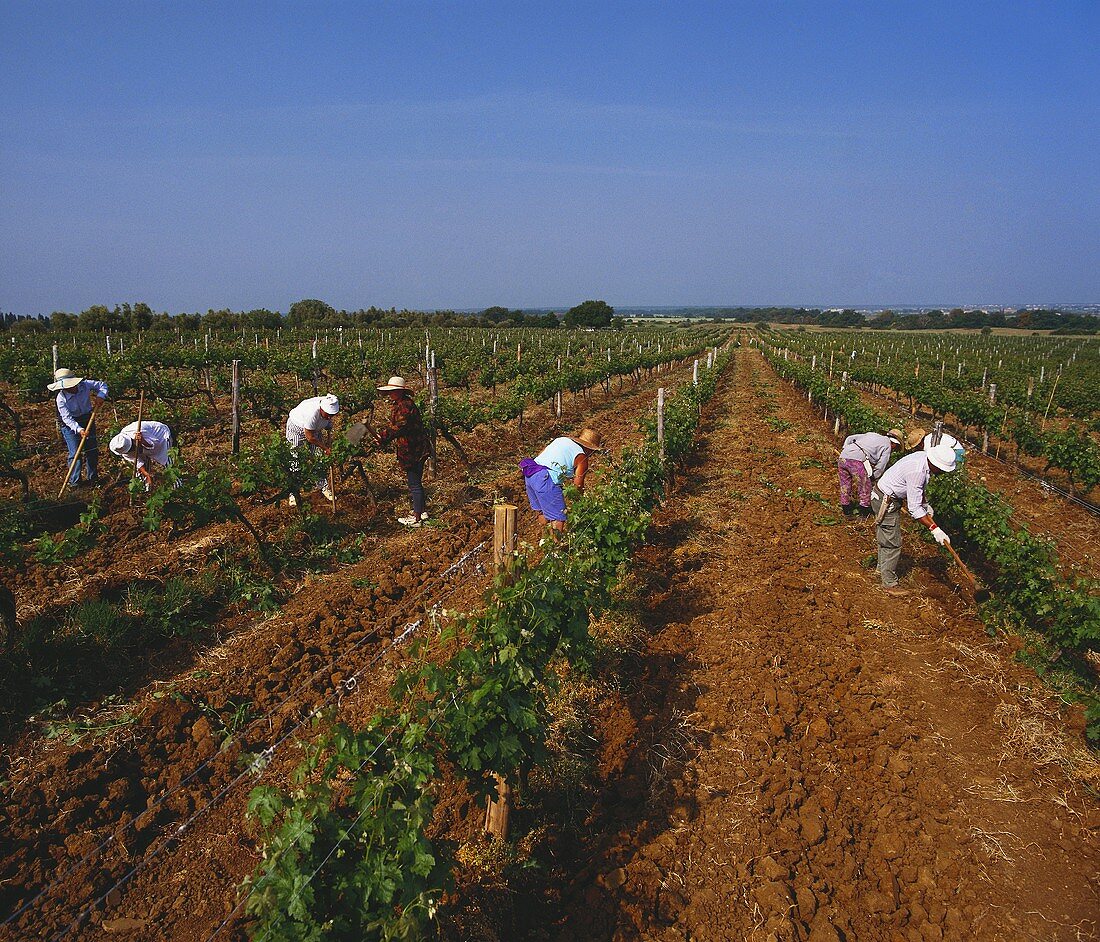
<box><xmin>927</xmin><ymin>443</ymin><xmax>957</xmax><ymax>472</ymax></box>
<box><xmin>319</xmin><ymin>394</ymin><xmax>340</xmax><ymax>415</ymax></box>
<box><xmin>110</xmin><ymin>433</ymin><xmax>133</xmax><ymax>456</ymax></box>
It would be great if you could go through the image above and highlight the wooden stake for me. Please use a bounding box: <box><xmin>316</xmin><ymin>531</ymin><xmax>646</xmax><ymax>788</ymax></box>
<box><xmin>231</xmin><ymin>359</ymin><xmax>241</xmax><ymax>455</ymax></box>
<box><xmin>656</xmin><ymin>387</ymin><xmax>665</xmax><ymax>463</ymax></box>
<box><xmin>486</xmin><ymin>503</ymin><xmax>517</xmax><ymax>840</ymax></box>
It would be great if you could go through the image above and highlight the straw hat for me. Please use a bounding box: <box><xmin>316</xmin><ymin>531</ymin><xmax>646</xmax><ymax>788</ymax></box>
<box><xmin>377</xmin><ymin>376</ymin><xmax>408</xmax><ymax>392</ymax></box>
<box><xmin>886</xmin><ymin>428</ymin><xmax>904</xmax><ymax>446</ymax></box>
<box><xmin>48</xmin><ymin>368</ymin><xmax>82</xmax><ymax>392</ymax></box>
<box><xmin>318</xmin><ymin>393</ymin><xmax>340</xmax><ymax>415</ymax></box>
<box><xmin>905</xmin><ymin>428</ymin><xmax>927</xmax><ymax>450</ymax></box>
<box><xmin>927</xmin><ymin>443</ymin><xmax>958</xmax><ymax>472</ymax></box>
<box><xmin>572</xmin><ymin>428</ymin><xmax>603</xmax><ymax>452</ymax></box>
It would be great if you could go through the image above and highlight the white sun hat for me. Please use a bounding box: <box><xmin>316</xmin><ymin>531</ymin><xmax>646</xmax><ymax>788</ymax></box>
<box><xmin>376</xmin><ymin>376</ymin><xmax>408</xmax><ymax>392</ymax></box>
<box><xmin>927</xmin><ymin>443</ymin><xmax>958</xmax><ymax>472</ymax></box>
<box><xmin>110</xmin><ymin>432</ymin><xmax>133</xmax><ymax>456</ymax></box>
<box><xmin>318</xmin><ymin>394</ymin><xmax>340</xmax><ymax>414</ymax></box>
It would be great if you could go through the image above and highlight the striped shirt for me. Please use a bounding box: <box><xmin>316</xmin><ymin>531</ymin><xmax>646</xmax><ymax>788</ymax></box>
<box><xmin>876</xmin><ymin>451</ymin><xmax>932</xmax><ymax>519</ymax></box>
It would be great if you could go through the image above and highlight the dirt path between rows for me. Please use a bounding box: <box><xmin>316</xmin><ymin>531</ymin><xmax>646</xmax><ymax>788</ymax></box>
<box><xmin>548</xmin><ymin>348</ymin><xmax>1099</xmax><ymax>942</ymax></box>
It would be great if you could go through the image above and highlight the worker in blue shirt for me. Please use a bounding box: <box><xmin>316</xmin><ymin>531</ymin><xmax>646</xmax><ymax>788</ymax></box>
<box><xmin>49</xmin><ymin>368</ymin><xmax>109</xmax><ymax>487</ymax></box>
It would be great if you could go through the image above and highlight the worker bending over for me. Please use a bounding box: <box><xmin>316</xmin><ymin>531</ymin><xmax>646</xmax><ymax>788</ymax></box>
<box><xmin>521</xmin><ymin>428</ymin><xmax>603</xmax><ymax>532</ymax></box>
<box><xmin>285</xmin><ymin>394</ymin><xmax>339</xmax><ymax>506</ymax></box>
<box><xmin>837</xmin><ymin>428</ymin><xmax>903</xmax><ymax>516</ymax></box>
<box><xmin>871</xmin><ymin>443</ymin><xmax>958</xmax><ymax>596</ymax></box>
<box><xmin>109</xmin><ymin>421</ymin><xmax>177</xmax><ymax>490</ymax></box>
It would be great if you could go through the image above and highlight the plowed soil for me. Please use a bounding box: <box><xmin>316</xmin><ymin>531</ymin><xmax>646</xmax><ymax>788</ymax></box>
<box><xmin>0</xmin><ymin>358</ymin><xmax>696</xmax><ymax>941</ymax></box>
<box><xmin>3</xmin><ymin>349</ymin><xmax>1098</xmax><ymax>942</ymax></box>
<box><xmin>524</xmin><ymin>349</ymin><xmax>1099</xmax><ymax>942</ymax></box>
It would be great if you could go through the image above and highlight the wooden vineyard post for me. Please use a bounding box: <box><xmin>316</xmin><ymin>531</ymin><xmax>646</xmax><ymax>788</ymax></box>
<box><xmin>486</xmin><ymin>504</ymin><xmax>517</xmax><ymax>841</ymax></box>
<box><xmin>231</xmin><ymin>359</ymin><xmax>241</xmax><ymax>455</ymax></box>
<box><xmin>427</xmin><ymin>364</ymin><xmax>439</xmax><ymax>476</ymax></box>
<box><xmin>51</xmin><ymin>343</ymin><xmax>59</xmax><ymax>373</ymax></box>
<box><xmin>657</xmin><ymin>387</ymin><xmax>665</xmax><ymax>464</ymax></box>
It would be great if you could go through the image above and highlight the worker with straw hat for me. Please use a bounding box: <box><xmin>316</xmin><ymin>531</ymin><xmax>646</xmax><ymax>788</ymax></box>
<box><xmin>285</xmin><ymin>394</ymin><xmax>340</xmax><ymax>506</ymax></box>
<box><xmin>870</xmin><ymin>442</ymin><xmax>958</xmax><ymax>596</ymax></box>
<box><xmin>837</xmin><ymin>428</ymin><xmax>904</xmax><ymax>517</ymax></box>
<box><xmin>109</xmin><ymin>420</ymin><xmax>177</xmax><ymax>491</ymax></box>
<box><xmin>48</xmin><ymin>368</ymin><xmax>109</xmax><ymax>488</ymax></box>
<box><xmin>375</xmin><ymin>377</ymin><xmax>432</xmax><ymax>527</ymax></box>
<box><xmin>520</xmin><ymin>428</ymin><xmax>603</xmax><ymax>532</ymax></box>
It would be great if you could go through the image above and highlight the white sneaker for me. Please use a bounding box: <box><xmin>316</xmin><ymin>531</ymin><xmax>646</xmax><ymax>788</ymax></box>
<box><xmin>397</xmin><ymin>515</ymin><xmax>421</xmax><ymax>527</ymax></box>
<box><xmin>288</xmin><ymin>494</ymin><xmax>298</xmax><ymax>507</ymax></box>
<box><xmin>321</xmin><ymin>487</ymin><xmax>335</xmax><ymax>501</ymax></box>
<box><xmin>420</xmin><ymin>512</ymin><xmax>429</xmax><ymax>521</ymax></box>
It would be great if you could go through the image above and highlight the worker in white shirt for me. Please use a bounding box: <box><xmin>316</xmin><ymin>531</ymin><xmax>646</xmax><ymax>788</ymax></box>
<box><xmin>837</xmin><ymin>428</ymin><xmax>903</xmax><ymax>516</ymax></box>
<box><xmin>870</xmin><ymin>443</ymin><xmax>958</xmax><ymax>596</ymax></box>
<box><xmin>923</xmin><ymin>424</ymin><xmax>966</xmax><ymax>468</ymax></box>
<box><xmin>109</xmin><ymin>420</ymin><xmax>176</xmax><ymax>490</ymax></box>
<box><xmin>285</xmin><ymin>394</ymin><xmax>339</xmax><ymax>506</ymax></box>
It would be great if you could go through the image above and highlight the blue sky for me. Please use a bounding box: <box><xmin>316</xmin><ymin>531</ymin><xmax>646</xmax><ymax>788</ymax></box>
<box><xmin>1</xmin><ymin>1</ymin><xmax>1097</xmax><ymax>313</ymax></box>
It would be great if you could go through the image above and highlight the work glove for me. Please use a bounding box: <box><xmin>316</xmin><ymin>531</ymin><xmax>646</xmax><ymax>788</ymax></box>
<box><xmin>144</xmin><ymin>479</ymin><xmax>152</xmax><ymax>493</ymax></box>
<box><xmin>931</xmin><ymin>527</ymin><xmax>950</xmax><ymax>546</ymax></box>
<box><xmin>862</xmin><ymin>459</ymin><xmax>873</xmax><ymax>477</ymax></box>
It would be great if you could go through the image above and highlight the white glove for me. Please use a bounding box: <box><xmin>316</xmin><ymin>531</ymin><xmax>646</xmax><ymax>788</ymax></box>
<box><xmin>931</xmin><ymin>527</ymin><xmax>950</xmax><ymax>546</ymax></box>
<box><xmin>862</xmin><ymin>460</ymin><xmax>873</xmax><ymax>477</ymax></box>
<box><xmin>144</xmin><ymin>478</ymin><xmax>152</xmax><ymax>493</ymax></box>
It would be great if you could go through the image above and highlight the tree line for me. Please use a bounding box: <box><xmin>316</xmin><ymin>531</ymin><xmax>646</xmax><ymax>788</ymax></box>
<box><xmin>0</xmin><ymin>299</ymin><xmax>625</xmax><ymax>334</ymax></box>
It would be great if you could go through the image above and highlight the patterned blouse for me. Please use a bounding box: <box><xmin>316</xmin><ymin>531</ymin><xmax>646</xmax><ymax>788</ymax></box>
<box><xmin>376</xmin><ymin>393</ymin><xmax>432</xmax><ymax>468</ymax></box>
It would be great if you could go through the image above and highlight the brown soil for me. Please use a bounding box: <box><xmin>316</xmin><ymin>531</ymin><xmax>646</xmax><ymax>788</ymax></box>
<box><xmin>507</xmin><ymin>349</ymin><xmax>1099</xmax><ymax>942</ymax></box>
<box><xmin>0</xmin><ymin>357</ymin><xmax>695</xmax><ymax>940</ymax></box>
<box><xmin>3</xmin><ymin>350</ymin><xmax>1097</xmax><ymax>942</ymax></box>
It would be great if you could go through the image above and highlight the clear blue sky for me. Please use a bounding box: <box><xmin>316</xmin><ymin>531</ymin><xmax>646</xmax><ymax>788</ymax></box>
<box><xmin>1</xmin><ymin>1</ymin><xmax>1097</xmax><ymax>314</ymax></box>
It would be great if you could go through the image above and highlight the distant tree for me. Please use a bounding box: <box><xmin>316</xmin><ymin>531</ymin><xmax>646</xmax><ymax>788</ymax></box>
<box><xmin>50</xmin><ymin>311</ymin><xmax>77</xmax><ymax>330</ymax></box>
<box><xmin>563</xmin><ymin>299</ymin><xmax>615</xmax><ymax>328</ymax></box>
<box><xmin>123</xmin><ymin>302</ymin><xmax>154</xmax><ymax>331</ymax></box>
<box><xmin>242</xmin><ymin>308</ymin><xmax>283</xmax><ymax>329</ymax></box>
<box><xmin>287</xmin><ymin>299</ymin><xmax>336</xmax><ymax>327</ymax></box>
<box><xmin>79</xmin><ymin>304</ymin><xmax>119</xmax><ymax>331</ymax></box>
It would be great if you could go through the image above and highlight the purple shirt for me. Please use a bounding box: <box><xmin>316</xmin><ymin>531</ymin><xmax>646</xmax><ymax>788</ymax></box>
<box><xmin>876</xmin><ymin>450</ymin><xmax>931</xmax><ymax>519</ymax></box>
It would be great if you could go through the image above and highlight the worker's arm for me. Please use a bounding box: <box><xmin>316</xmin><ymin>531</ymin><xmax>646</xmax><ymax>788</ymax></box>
<box><xmin>916</xmin><ymin>512</ymin><xmax>950</xmax><ymax>545</ymax></box>
<box><xmin>573</xmin><ymin>452</ymin><xmax>590</xmax><ymax>492</ymax></box>
<box><xmin>303</xmin><ymin>427</ymin><xmax>330</xmax><ymax>451</ymax></box>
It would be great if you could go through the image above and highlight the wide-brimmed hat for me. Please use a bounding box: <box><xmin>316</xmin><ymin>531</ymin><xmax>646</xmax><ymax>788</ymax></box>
<box><xmin>110</xmin><ymin>432</ymin><xmax>134</xmax><ymax>456</ymax></box>
<box><xmin>905</xmin><ymin>428</ymin><xmax>927</xmax><ymax>450</ymax></box>
<box><xmin>927</xmin><ymin>443</ymin><xmax>958</xmax><ymax>472</ymax></box>
<box><xmin>48</xmin><ymin>368</ymin><xmax>82</xmax><ymax>392</ymax></box>
<box><xmin>886</xmin><ymin>428</ymin><xmax>904</xmax><ymax>446</ymax></box>
<box><xmin>572</xmin><ymin>428</ymin><xmax>603</xmax><ymax>452</ymax></box>
<box><xmin>377</xmin><ymin>376</ymin><xmax>408</xmax><ymax>392</ymax></box>
<box><xmin>318</xmin><ymin>393</ymin><xmax>340</xmax><ymax>415</ymax></box>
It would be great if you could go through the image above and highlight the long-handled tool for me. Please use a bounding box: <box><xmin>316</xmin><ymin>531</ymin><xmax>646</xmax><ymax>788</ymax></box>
<box><xmin>129</xmin><ymin>391</ymin><xmax>145</xmax><ymax>504</ymax></box>
<box><xmin>58</xmin><ymin>399</ymin><xmax>103</xmax><ymax>499</ymax></box>
<box><xmin>327</xmin><ymin>426</ymin><xmax>337</xmax><ymax>513</ymax></box>
<box><xmin>943</xmin><ymin>542</ymin><xmax>991</xmax><ymax>603</ymax></box>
